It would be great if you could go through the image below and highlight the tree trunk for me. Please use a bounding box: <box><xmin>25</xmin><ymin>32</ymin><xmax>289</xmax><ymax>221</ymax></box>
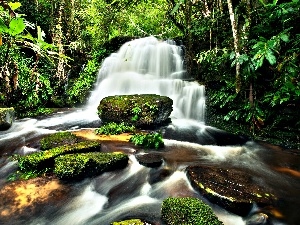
<box><xmin>227</xmin><ymin>0</ymin><xmax>241</xmax><ymax>93</ymax></box>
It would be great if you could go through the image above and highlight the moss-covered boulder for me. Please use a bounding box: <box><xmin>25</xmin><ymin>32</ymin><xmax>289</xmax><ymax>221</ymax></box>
<box><xmin>54</xmin><ymin>152</ymin><xmax>129</xmax><ymax>180</ymax></box>
<box><xmin>111</xmin><ymin>219</ymin><xmax>145</xmax><ymax>225</ymax></box>
<box><xmin>186</xmin><ymin>165</ymin><xmax>277</xmax><ymax>216</ymax></box>
<box><xmin>40</xmin><ymin>131</ymin><xmax>78</xmax><ymax>150</ymax></box>
<box><xmin>18</xmin><ymin>141</ymin><xmax>101</xmax><ymax>172</ymax></box>
<box><xmin>97</xmin><ymin>94</ymin><xmax>173</xmax><ymax>127</ymax></box>
<box><xmin>0</xmin><ymin>107</ymin><xmax>15</xmax><ymax>130</ymax></box>
<box><xmin>161</xmin><ymin>197</ymin><xmax>223</xmax><ymax>225</ymax></box>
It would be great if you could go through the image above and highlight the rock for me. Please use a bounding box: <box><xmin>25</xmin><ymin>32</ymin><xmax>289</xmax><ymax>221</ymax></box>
<box><xmin>97</xmin><ymin>94</ymin><xmax>173</xmax><ymax>127</ymax></box>
<box><xmin>161</xmin><ymin>197</ymin><xmax>223</xmax><ymax>225</ymax></box>
<box><xmin>186</xmin><ymin>165</ymin><xmax>277</xmax><ymax>216</ymax></box>
<box><xmin>0</xmin><ymin>177</ymin><xmax>69</xmax><ymax>224</ymax></box>
<box><xmin>18</xmin><ymin>141</ymin><xmax>101</xmax><ymax>172</ymax></box>
<box><xmin>0</xmin><ymin>107</ymin><xmax>15</xmax><ymax>130</ymax></box>
<box><xmin>54</xmin><ymin>152</ymin><xmax>129</xmax><ymax>180</ymax></box>
<box><xmin>40</xmin><ymin>131</ymin><xmax>78</xmax><ymax>150</ymax></box>
<box><xmin>135</xmin><ymin>153</ymin><xmax>163</xmax><ymax>168</ymax></box>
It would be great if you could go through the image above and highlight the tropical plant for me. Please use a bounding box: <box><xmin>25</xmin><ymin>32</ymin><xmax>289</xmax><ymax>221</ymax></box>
<box><xmin>129</xmin><ymin>131</ymin><xmax>164</xmax><ymax>149</ymax></box>
<box><xmin>95</xmin><ymin>122</ymin><xmax>135</xmax><ymax>135</ymax></box>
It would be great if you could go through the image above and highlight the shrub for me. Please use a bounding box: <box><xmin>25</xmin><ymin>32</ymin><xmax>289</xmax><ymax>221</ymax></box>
<box><xmin>161</xmin><ymin>197</ymin><xmax>223</xmax><ymax>225</ymax></box>
<box><xmin>54</xmin><ymin>152</ymin><xmax>129</xmax><ymax>180</ymax></box>
<box><xmin>95</xmin><ymin>122</ymin><xmax>135</xmax><ymax>135</ymax></box>
<box><xmin>129</xmin><ymin>132</ymin><xmax>164</xmax><ymax>149</ymax></box>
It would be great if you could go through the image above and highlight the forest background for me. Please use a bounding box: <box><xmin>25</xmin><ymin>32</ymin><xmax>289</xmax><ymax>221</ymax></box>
<box><xmin>0</xmin><ymin>0</ymin><xmax>299</xmax><ymax>148</ymax></box>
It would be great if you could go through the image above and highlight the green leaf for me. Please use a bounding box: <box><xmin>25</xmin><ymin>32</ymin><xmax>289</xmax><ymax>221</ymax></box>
<box><xmin>9</xmin><ymin>18</ymin><xmax>26</xmax><ymax>35</ymax></box>
<box><xmin>265</xmin><ymin>51</ymin><xmax>276</xmax><ymax>65</ymax></box>
<box><xmin>280</xmin><ymin>33</ymin><xmax>289</xmax><ymax>42</ymax></box>
<box><xmin>8</xmin><ymin>2</ymin><xmax>22</xmax><ymax>10</ymax></box>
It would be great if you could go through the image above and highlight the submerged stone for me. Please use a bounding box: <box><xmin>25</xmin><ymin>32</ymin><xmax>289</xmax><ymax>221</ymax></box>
<box><xmin>54</xmin><ymin>152</ymin><xmax>129</xmax><ymax>180</ymax></box>
<box><xmin>0</xmin><ymin>107</ymin><xmax>15</xmax><ymax>130</ymax></box>
<box><xmin>0</xmin><ymin>177</ymin><xmax>69</xmax><ymax>223</ymax></box>
<box><xmin>186</xmin><ymin>165</ymin><xmax>277</xmax><ymax>216</ymax></box>
<box><xmin>97</xmin><ymin>94</ymin><xmax>173</xmax><ymax>127</ymax></box>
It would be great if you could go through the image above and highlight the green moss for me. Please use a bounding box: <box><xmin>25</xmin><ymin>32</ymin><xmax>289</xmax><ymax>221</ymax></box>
<box><xmin>40</xmin><ymin>131</ymin><xmax>78</xmax><ymax>150</ymax></box>
<box><xmin>97</xmin><ymin>94</ymin><xmax>173</xmax><ymax>127</ymax></box>
<box><xmin>18</xmin><ymin>141</ymin><xmax>101</xmax><ymax>172</ymax></box>
<box><xmin>111</xmin><ymin>219</ymin><xmax>144</xmax><ymax>225</ymax></box>
<box><xmin>161</xmin><ymin>197</ymin><xmax>223</xmax><ymax>225</ymax></box>
<box><xmin>54</xmin><ymin>152</ymin><xmax>129</xmax><ymax>180</ymax></box>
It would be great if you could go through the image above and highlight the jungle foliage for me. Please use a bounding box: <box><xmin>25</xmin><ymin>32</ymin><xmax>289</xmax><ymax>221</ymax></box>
<box><xmin>0</xmin><ymin>0</ymin><xmax>299</xmax><ymax>147</ymax></box>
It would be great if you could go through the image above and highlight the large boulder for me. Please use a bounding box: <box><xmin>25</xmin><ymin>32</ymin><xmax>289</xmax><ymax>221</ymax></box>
<box><xmin>0</xmin><ymin>107</ymin><xmax>15</xmax><ymax>130</ymax></box>
<box><xmin>186</xmin><ymin>165</ymin><xmax>277</xmax><ymax>216</ymax></box>
<box><xmin>97</xmin><ymin>94</ymin><xmax>173</xmax><ymax>127</ymax></box>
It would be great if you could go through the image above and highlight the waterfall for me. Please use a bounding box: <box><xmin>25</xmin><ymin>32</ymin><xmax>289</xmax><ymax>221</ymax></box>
<box><xmin>86</xmin><ymin>36</ymin><xmax>205</xmax><ymax>122</ymax></box>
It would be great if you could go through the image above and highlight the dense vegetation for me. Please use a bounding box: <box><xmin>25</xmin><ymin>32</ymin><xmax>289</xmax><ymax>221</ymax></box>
<box><xmin>1</xmin><ymin>0</ymin><xmax>299</xmax><ymax>148</ymax></box>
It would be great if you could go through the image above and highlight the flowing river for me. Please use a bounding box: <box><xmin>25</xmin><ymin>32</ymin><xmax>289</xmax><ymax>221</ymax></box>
<box><xmin>0</xmin><ymin>37</ymin><xmax>299</xmax><ymax>225</ymax></box>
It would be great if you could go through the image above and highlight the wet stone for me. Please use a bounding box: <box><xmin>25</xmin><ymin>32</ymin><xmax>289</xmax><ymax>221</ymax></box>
<box><xmin>135</xmin><ymin>153</ymin><xmax>163</xmax><ymax>168</ymax></box>
<box><xmin>186</xmin><ymin>165</ymin><xmax>277</xmax><ymax>216</ymax></box>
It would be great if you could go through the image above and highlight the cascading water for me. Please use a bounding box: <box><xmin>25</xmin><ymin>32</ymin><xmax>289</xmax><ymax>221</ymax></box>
<box><xmin>87</xmin><ymin>36</ymin><xmax>205</xmax><ymax>121</ymax></box>
<box><xmin>0</xmin><ymin>37</ymin><xmax>300</xmax><ymax>225</ymax></box>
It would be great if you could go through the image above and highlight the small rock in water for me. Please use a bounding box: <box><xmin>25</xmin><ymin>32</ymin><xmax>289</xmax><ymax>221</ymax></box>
<box><xmin>246</xmin><ymin>212</ymin><xmax>269</xmax><ymax>225</ymax></box>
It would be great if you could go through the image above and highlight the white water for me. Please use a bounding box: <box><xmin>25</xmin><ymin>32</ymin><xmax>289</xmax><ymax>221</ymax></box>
<box><xmin>1</xmin><ymin>37</ymin><xmax>299</xmax><ymax>225</ymax></box>
<box><xmin>87</xmin><ymin>36</ymin><xmax>205</xmax><ymax>121</ymax></box>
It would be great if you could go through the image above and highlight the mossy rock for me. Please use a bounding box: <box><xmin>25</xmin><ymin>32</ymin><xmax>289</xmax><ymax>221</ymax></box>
<box><xmin>54</xmin><ymin>152</ymin><xmax>129</xmax><ymax>180</ymax></box>
<box><xmin>111</xmin><ymin>219</ymin><xmax>145</xmax><ymax>225</ymax></box>
<box><xmin>40</xmin><ymin>131</ymin><xmax>78</xmax><ymax>150</ymax></box>
<box><xmin>186</xmin><ymin>165</ymin><xmax>277</xmax><ymax>216</ymax></box>
<box><xmin>161</xmin><ymin>197</ymin><xmax>223</xmax><ymax>225</ymax></box>
<box><xmin>97</xmin><ymin>94</ymin><xmax>173</xmax><ymax>127</ymax></box>
<box><xmin>18</xmin><ymin>141</ymin><xmax>101</xmax><ymax>172</ymax></box>
<box><xmin>0</xmin><ymin>107</ymin><xmax>15</xmax><ymax>131</ymax></box>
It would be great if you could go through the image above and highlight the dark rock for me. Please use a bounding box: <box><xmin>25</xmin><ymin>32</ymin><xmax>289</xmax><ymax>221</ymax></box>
<box><xmin>97</xmin><ymin>94</ymin><xmax>173</xmax><ymax>127</ymax></box>
<box><xmin>135</xmin><ymin>153</ymin><xmax>163</xmax><ymax>168</ymax></box>
<box><xmin>0</xmin><ymin>107</ymin><xmax>15</xmax><ymax>131</ymax></box>
<box><xmin>186</xmin><ymin>165</ymin><xmax>277</xmax><ymax>217</ymax></box>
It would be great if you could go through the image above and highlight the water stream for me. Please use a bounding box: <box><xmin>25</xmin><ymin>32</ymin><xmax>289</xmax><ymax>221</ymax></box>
<box><xmin>0</xmin><ymin>36</ymin><xmax>299</xmax><ymax>225</ymax></box>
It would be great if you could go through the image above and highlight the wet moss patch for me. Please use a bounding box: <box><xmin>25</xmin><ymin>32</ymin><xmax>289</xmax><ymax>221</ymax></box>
<box><xmin>111</xmin><ymin>219</ymin><xmax>145</xmax><ymax>225</ymax></box>
<box><xmin>54</xmin><ymin>152</ymin><xmax>129</xmax><ymax>180</ymax></box>
<box><xmin>18</xmin><ymin>141</ymin><xmax>101</xmax><ymax>173</ymax></box>
<box><xmin>161</xmin><ymin>197</ymin><xmax>223</xmax><ymax>225</ymax></box>
<box><xmin>40</xmin><ymin>131</ymin><xmax>78</xmax><ymax>150</ymax></box>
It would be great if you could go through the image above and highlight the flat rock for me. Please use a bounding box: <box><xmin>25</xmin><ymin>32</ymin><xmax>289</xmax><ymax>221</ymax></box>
<box><xmin>135</xmin><ymin>153</ymin><xmax>163</xmax><ymax>168</ymax></box>
<box><xmin>186</xmin><ymin>165</ymin><xmax>277</xmax><ymax>216</ymax></box>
